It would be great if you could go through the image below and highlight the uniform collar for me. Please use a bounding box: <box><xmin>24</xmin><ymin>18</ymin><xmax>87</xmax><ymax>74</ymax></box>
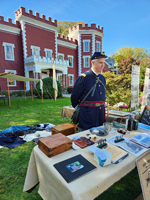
<box><xmin>91</xmin><ymin>68</ymin><xmax>100</xmax><ymax>76</ymax></box>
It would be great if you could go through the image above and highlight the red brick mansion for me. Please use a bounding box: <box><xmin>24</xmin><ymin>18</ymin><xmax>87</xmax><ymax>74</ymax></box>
<box><xmin>0</xmin><ymin>6</ymin><xmax>111</xmax><ymax>91</ymax></box>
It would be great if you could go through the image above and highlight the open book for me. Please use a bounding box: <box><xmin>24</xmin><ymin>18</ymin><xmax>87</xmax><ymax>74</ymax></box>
<box><xmin>130</xmin><ymin>133</ymin><xmax>150</xmax><ymax>148</ymax></box>
<box><xmin>105</xmin><ymin>143</ymin><xmax>128</xmax><ymax>164</ymax></box>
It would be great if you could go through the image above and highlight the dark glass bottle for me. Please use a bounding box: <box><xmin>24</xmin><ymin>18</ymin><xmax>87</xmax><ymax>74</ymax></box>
<box><xmin>133</xmin><ymin>119</ymin><xmax>138</xmax><ymax>130</ymax></box>
<box><xmin>127</xmin><ymin>115</ymin><xmax>133</xmax><ymax>131</ymax></box>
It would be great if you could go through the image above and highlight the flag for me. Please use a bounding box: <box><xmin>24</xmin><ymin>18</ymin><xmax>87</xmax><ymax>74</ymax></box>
<box><xmin>53</xmin><ymin>58</ymin><xmax>58</xmax><ymax>101</ymax></box>
<box><xmin>40</xmin><ymin>79</ymin><xmax>43</xmax><ymax>94</ymax></box>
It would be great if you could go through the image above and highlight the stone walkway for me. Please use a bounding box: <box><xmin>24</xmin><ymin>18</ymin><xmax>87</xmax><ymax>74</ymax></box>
<box><xmin>62</xmin><ymin>94</ymin><xmax>71</xmax><ymax>97</ymax></box>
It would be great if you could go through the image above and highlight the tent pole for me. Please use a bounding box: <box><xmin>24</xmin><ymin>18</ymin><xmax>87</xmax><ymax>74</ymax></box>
<box><xmin>31</xmin><ymin>81</ymin><xmax>33</xmax><ymax>101</ymax></box>
<box><xmin>7</xmin><ymin>74</ymin><xmax>11</xmax><ymax>107</ymax></box>
<box><xmin>24</xmin><ymin>82</ymin><xmax>26</xmax><ymax>100</ymax></box>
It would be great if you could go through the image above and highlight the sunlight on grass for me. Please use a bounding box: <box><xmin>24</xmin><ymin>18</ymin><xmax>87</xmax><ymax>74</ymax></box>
<box><xmin>0</xmin><ymin>97</ymin><xmax>142</xmax><ymax>200</ymax></box>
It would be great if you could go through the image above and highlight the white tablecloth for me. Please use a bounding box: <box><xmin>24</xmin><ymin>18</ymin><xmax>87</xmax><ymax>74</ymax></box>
<box><xmin>23</xmin><ymin>128</ymin><xmax>147</xmax><ymax>200</ymax></box>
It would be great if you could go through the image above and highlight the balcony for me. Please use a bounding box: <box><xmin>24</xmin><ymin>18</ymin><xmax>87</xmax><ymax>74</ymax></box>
<box><xmin>25</xmin><ymin>55</ymin><xmax>69</xmax><ymax>66</ymax></box>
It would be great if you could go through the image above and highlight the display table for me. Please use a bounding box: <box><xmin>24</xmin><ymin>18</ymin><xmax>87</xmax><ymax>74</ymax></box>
<box><xmin>61</xmin><ymin>106</ymin><xmax>131</xmax><ymax>120</ymax></box>
<box><xmin>61</xmin><ymin>106</ymin><xmax>75</xmax><ymax>119</ymax></box>
<box><xmin>23</xmin><ymin>128</ymin><xmax>147</xmax><ymax>200</ymax></box>
<box><xmin>0</xmin><ymin>96</ymin><xmax>7</xmax><ymax>105</ymax></box>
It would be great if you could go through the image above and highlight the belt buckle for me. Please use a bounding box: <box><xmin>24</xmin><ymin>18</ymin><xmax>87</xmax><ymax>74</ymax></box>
<box><xmin>95</xmin><ymin>103</ymin><xmax>100</xmax><ymax>107</ymax></box>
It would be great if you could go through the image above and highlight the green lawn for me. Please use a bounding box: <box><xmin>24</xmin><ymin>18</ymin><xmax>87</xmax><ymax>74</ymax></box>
<box><xmin>0</xmin><ymin>98</ymin><xmax>142</xmax><ymax>200</ymax></box>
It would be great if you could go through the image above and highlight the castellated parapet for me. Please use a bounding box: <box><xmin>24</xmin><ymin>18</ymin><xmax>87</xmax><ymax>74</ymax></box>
<box><xmin>0</xmin><ymin>16</ymin><xmax>20</xmax><ymax>28</ymax></box>
<box><xmin>69</xmin><ymin>23</ymin><xmax>103</xmax><ymax>34</ymax></box>
<box><xmin>57</xmin><ymin>34</ymin><xmax>78</xmax><ymax>44</ymax></box>
<box><xmin>15</xmin><ymin>7</ymin><xmax>57</xmax><ymax>27</ymax></box>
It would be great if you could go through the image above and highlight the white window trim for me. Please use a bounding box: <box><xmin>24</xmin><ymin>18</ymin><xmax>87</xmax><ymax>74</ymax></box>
<box><xmin>31</xmin><ymin>45</ymin><xmax>41</xmax><ymax>57</ymax></box>
<box><xmin>96</xmin><ymin>41</ymin><xmax>101</xmax><ymax>52</ymax></box>
<box><xmin>58</xmin><ymin>53</ymin><xmax>64</xmax><ymax>61</ymax></box>
<box><xmin>83</xmin><ymin>40</ymin><xmax>90</xmax><ymax>52</ymax></box>
<box><xmin>83</xmin><ymin>56</ymin><xmax>91</xmax><ymax>68</ymax></box>
<box><xmin>68</xmin><ymin>74</ymin><xmax>74</xmax><ymax>86</ymax></box>
<box><xmin>3</xmin><ymin>42</ymin><xmax>15</xmax><ymax>61</ymax></box>
<box><xmin>5</xmin><ymin>70</ymin><xmax>17</xmax><ymax>87</ymax></box>
<box><xmin>68</xmin><ymin>55</ymin><xmax>74</xmax><ymax>68</ymax></box>
<box><xmin>44</xmin><ymin>48</ymin><xmax>53</xmax><ymax>59</ymax></box>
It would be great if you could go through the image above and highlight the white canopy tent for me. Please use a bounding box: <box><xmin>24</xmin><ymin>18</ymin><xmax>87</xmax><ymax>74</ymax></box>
<box><xmin>0</xmin><ymin>72</ymin><xmax>42</xmax><ymax>107</ymax></box>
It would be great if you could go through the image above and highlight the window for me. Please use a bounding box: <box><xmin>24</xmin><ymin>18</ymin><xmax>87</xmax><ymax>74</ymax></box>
<box><xmin>3</xmin><ymin>42</ymin><xmax>15</xmax><ymax>61</ymax></box>
<box><xmin>5</xmin><ymin>70</ymin><xmax>17</xmax><ymax>86</ymax></box>
<box><xmin>58</xmin><ymin>53</ymin><xmax>64</xmax><ymax>61</ymax></box>
<box><xmin>44</xmin><ymin>48</ymin><xmax>53</xmax><ymax>60</ymax></box>
<box><xmin>41</xmin><ymin>70</ymin><xmax>49</xmax><ymax>79</ymax></box>
<box><xmin>96</xmin><ymin>41</ymin><xmax>101</xmax><ymax>52</ymax></box>
<box><xmin>83</xmin><ymin>40</ymin><xmax>90</xmax><ymax>52</ymax></box>
<box><xmin>68</xmin><ymin>55</ymin><xmax>73</xmax><ymax>68</ymax></box>
<box><xmin>83</xmin><ymin>56</ymin><xmax>90</xmax><ymax>68</ymax></box>
<box><xmin>31</xmin><ymin>46</ymin><xmax>40</xmax><ymax>57</ymax></box>
<box><xmin>68</xmin><ymin>74</ymin><xmax>74</xmax><ymax>86</ymax></box>
<box><xmin>57</xmin><ymin>73</ymin><xmax>62</xmax><ymax>85</ymax></box>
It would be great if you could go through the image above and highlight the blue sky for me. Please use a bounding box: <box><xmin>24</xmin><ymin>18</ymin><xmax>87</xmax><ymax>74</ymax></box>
<box><xmin>0</xmin><ymin>0</ymin><xmax>150</xmax><ymax>56</ymax></box>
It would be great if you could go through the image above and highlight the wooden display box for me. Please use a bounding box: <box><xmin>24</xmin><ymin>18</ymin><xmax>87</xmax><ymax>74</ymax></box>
<box><xmin>38</xmin><ymin>133</ymin><xmax>72</xmax><ymax>158</ymax></box>
<box><xmin>51</xmin><ymin>123</ymin><xmax>77</xmax><ymax>136</ymax></box>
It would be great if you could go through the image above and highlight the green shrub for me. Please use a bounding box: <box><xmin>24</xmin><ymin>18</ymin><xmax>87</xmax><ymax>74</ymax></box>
<box><xmin>35</xmin><ymin>77</ymin><xmax>62</xmax><ymax>99</ymax></box>
<box><xmin>26</xmin><ymin>90</ymin><xmax>32</xmax><ymax>96</ymax></box>
<box><xmin>2</xmin><ymin>90</ymin><xmax>24</xmax><ymax>97</ymax></box>
<box><xmin>16</xmin><ymin>91</ymin><xmax>24</xmax><ymax>97</ymax></box>
<box><xmin>67</xmin><ymin>87</ymin><xmax>73</xmax><ymax>94</ymax></box>
<box><xmin>0</xmin><ymin>91</ymin><xmax>8</xmax><ymax>96</ymax></box>
<box><xmin>103</xmin><ymin>72</ymin><xmax>131</xmax><ymax>106</ymax></box>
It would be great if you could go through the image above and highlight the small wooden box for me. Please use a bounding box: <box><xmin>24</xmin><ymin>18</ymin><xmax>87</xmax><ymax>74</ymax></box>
<box><xmin>51</xmin><ymin>123</ymin><xmax>77</xmax><ymax>136</ymax></box>
<box><xmin>38</xmin><ymin>133</ymin><xmax>72</xmax><ymax>158</ymax></box>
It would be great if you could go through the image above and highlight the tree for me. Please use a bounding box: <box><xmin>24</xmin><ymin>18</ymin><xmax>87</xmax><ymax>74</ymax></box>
<box><xmin>111</xmin><ymin>47</ymin><xmax>150</xmax><ymax>65</ymax></box>
<box><xmin>118</xmin><ymin>56</ymin><xmax>140</xmax><ymax>75</ymax></box>
<box><xmin>57</xmin><ymin>21</ymin><xmax>85</xmax><ymax>36</ymax></box>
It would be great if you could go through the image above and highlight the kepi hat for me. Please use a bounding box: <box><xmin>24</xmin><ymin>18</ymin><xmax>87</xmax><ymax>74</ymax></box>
<box><xmin>91</xmin><ymin>52</ymin><xmax>107</xmax><ymax>60</ymax></box>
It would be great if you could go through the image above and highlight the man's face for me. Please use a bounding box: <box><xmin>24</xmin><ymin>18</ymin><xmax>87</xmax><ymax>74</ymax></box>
<box><xmin>92</xmin><ymin>58</ymin><xmax>105</xmax><ymax>74</ymax></box>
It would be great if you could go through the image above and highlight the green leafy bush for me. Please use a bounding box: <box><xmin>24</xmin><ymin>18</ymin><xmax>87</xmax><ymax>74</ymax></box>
<box><xmin>35</xmin><ymin>77</ymin><xmax>62</xmax><ymax>99</ymax></box>
<box><xmin>103</xmin><ymin>72</ymin><xmax>131</xmax><ymax>106</ymax></box>
<box><xmin>15</xmin><ymin>91</ymin><xmax>24</xmax><ymax>97</ymax></box>
<box><xmin>66</xmin><ymin>87</ymin><xmax>73</xmax><ymax>94</ymax></box>
<box><xmin>0</xmin><ymin>91</ymin><xmax>8</xmax><ymax>96</ymax></box>
<box><xmin>26</xmin><ymin>90</ymin><xmax>32</xmax><ymax>96</ymax></box>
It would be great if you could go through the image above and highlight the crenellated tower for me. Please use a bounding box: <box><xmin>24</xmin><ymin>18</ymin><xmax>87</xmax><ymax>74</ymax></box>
<box><xmin>68</xmin><ymin>23</ymin><xmax>104</xmax><ymax>76</ymax></box>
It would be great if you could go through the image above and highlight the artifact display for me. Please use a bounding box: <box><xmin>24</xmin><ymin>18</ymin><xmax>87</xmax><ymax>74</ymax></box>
<box><xmin>51</xmin><ymin>123</ymin><xmax>77</xmax><ymax>136</ymax></box>
<box><xmin>38</xmin><ymin>133</ymin><xmax>72</xmax><ymax>157</ymax></box>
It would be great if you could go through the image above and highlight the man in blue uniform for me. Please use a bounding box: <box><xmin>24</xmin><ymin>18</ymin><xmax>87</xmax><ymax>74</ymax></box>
<box><xmin>71</xmin><ymin>52</ymin><xmax>107</xmax><ymax>131</ymax></box>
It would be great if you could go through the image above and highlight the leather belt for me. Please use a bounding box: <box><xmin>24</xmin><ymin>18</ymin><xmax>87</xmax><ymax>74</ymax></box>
<box><xmin>80</xmin><ymin>102</ymin><xmax>104</xmax><ymax>107</ymax></box>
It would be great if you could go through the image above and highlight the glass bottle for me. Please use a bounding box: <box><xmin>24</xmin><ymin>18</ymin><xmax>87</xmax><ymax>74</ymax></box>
<box><xmin>127</xmin><ymin>114</ymin><xmax>133</xmax><ymax>131</ymax></box>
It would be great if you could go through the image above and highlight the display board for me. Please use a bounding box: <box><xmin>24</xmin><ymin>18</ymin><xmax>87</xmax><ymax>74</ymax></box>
<box><xmin>131</xmin><ymin>65</ymin><xmax>140</xmax><ymax>111</ymax></box>
<box><xmin>147</xmin><ymin>79</ymin><xmax>150</xmax><ymax>106</ymax></box>
<box><xmin>140</xmin><ymin>105</ymin><xmax>150</xmax><ymax>126</ymax></box>
<box><xmin>136</xmin><ymin>150</ymin><xmax>150</xmax><ymax>200</ymax></box>
<box><xmin>141</xmin><ymin>68</ymin><xmax>149</xmax><ymax>112</ymax></box>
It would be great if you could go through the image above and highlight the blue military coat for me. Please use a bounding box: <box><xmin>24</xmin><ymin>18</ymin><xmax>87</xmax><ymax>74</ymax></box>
<box><xmin>71</xmin><ymin>69</ymin><xmax>106</xmax><ymax>130</ymax></box>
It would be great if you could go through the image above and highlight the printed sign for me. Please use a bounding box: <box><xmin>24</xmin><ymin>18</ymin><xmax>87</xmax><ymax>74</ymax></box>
<box><xmin>141</xmin><ymin>68</ymin><xmax>150</xmax><ymax>112</ymax></box>
<box><xmin>131</xmin><ymin>65</ymin><xmax>140</xmax><ymax>111</ymax></box>
<box><xmin>136</xmin><ymin>150</ymin><xmax>150</xmax><ymax>200</ymax></box>
<box><xmin>147</xmin><ymin>79</ymin><xmax>150</xmax><ymax>106</ymax></box>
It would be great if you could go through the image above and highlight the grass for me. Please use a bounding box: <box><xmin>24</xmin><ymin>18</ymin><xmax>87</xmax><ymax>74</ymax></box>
<box><xmin>0</xmin><ymin>98</ymin><xmax>142</xmax><ymax>200</ymax></box>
